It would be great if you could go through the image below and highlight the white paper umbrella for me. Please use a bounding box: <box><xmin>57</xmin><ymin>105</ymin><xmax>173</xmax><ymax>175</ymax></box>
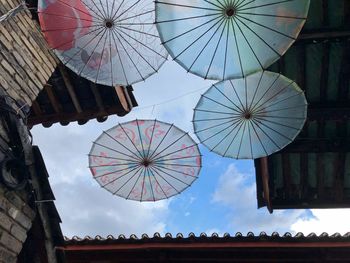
<box><xmin>89</xmin><ymin>120</ymin><xmax>202</xmax><ymax>201</ymax></box>
<box><xmin>193</xmin><ymin>71</ymin><xmax>307</xmax><ymax>159</ymax></box>
<box><xmin>155</xmin><ymin>0</ymin><xmax>310</xmax><ymax>80</ymax></box>
<box><xmin>38</xmin><ymin>0</ymin><xmax>168</xmax><ymax>86</ymax></box>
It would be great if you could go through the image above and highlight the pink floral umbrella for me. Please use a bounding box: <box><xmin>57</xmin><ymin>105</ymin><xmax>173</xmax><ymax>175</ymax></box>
<box><xmin>89</xmin><ymin>120</ymin><xmax>202</xmax><ymax>201</ymax></box>
<box><xmin>38</xmin><ymin>0</ymin><xmax>167</xmax><ymax>86</ymax></box>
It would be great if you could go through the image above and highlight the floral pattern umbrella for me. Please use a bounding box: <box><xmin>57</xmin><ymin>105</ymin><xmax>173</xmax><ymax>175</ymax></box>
<box><xmin>156</xmin><ymin>0</ymin><xmax>310</xmax><ymax>80</ymax></box>
<box><xmin>193</xmin><ymin>71</ymin><xmax>307</xmax><ymax>159</ymax></box>
<box><xmin>38</xmin><ymin>0</ymin><xmax>168</xmax><ymax>86</ymax></box>
<box><xmin>89</xmin><ymin>120</ymin><xmax>201</xmax><ymax>201</ymax></box>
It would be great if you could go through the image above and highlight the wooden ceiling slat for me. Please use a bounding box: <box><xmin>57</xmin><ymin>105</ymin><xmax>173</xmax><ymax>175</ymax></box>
<box><xmin>90</xmin><ymin>83</ymin><xmax>105</xmax><ymax>113</ymax></box>
<box><xmin>31</xmin><ymin>100</ymin><xmax>42</xmax><ymax>116</ymax></box>
<box><xmin>282</xmin><ymin>153</ymin><xmax>292</xmax><ymax>200</ymax></box>
<box><xmin>281</xmin><ymin>138</ymin><xmax>350</xmax><ymax>153</ymax></box>
<box><xmin>57</xmin><ymin>64</ymin><xmax>83</xmax><ymax>113</ymax></box>
<box><xmin>44</xmin><ymin>84</ymin><xmax>62</xmax><ymax>114</ymax></box>
<box><xmin>333</xmin><ymin>153</ymin><xmax>346</xmax><ymax>202</ymax></box>
<box><xmin>300</xmin><ymin>153</ymin><xmax>309</xmax><ymax>200</ymax></box>
<box><xmin>320</xmin><ymin>43</ymin><xmax>330</xmax><ymax>102</ymax></box>
<box><xmin>316</xmin><ymin>153</ymin><xmax>325</xmax><ymax>201</ymax></box>
<box><xmin>260</xmin><ymin>157</ymin><xmax>272</xmax><ymax>213</ymax></box>
<box><xmin>115</xmin><ymin>86</ymin><xmax>131</xmax><ymax>113</ymax></box>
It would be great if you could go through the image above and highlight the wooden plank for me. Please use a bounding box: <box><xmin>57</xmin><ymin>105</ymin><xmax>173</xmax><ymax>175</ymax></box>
<box><xmin>90</xmin><ymin>83</ymin><xmax>105</xmax><ymax>112</ymax></box>
<box><xmin>260</xmin><ymin>157</ymin><xmax>272</xmax><ymax>213</ymax></box>
<box><xmin>282</xmin><ymin>153</ymin><xmax>292</xmax><ymax>200</ymax></box>
<box><xmin>44</xmin><ymin>84</ymin><xmax>62</xmax><ymax>114</ymax></box>
<box><xmin>319</xmin><ymin>43</ymin><xmax>330</xmax><ymax>103</ymax></box>
<box><xmin>31</xmin><ymin>101</ymin><xmax>42</xmax><ymax>116</ymax></box>
<box><xmin>299</xmin><ymin>153</ymin><xmax>309</xmax><ymax>200</ymax></box>
<box><xmin>281</xmin><ymin>138</ymin><xmax>350</xmax><ymax>153</ymax></box>
<box><xmin>115</xmin><ymin>86</ymin><xmax>130</xmax><ymax>113</ymax></box>
<box><xmin>333</xmin><ymin>153</ymin><xmax>346</xmax><ymax>202</ymax></box>
<box><xmin>316</xmin><ymin>153</ymin><xmax>325</xmax><ymax>201</ymax></box>
<box><xmin>58</xmin><ymin>64</ymin><xmax>82</xmax><ymax>113</ymax></box>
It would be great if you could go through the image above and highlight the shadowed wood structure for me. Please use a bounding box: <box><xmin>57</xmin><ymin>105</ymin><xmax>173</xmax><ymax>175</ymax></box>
<box><xmin>255</xmin><ymin>0</ymin><xmax>350</xmax><ymax>212</ymax></box>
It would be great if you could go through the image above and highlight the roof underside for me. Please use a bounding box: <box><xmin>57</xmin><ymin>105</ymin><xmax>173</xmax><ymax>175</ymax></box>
<box><xmin>255</xmin><ymin>0</ymin><xmax>350</xmax><ymax>210</ymax></box>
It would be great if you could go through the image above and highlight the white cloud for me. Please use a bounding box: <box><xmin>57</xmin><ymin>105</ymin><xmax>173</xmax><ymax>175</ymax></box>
<box><xmin>291</xmin><ymin>209</ymin><xmax>350</xmax><ymax>235</ymax></box>
<box><xmin>212</xmin><ymin>164</ymin><xmax>307</xmax><ymax>234</ymax></box>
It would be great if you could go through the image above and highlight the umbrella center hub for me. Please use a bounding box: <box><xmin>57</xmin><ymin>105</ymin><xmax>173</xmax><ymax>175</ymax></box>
<box><xmin>104</xmin><ymin>19</ymin><xmax>115</xmax><ymax>29</ymax></box>
<box><xmin>225</xmin><ymin>7</ymin><xmax>236</xmax><ymax>17</ymax></box>
<box><xmin>242</xmin><ymin>111</ymin><xmax>253</xmax><ymax>120</ymax></box>
<box><xmin>141</xmin><ymin>158</ymin><xmax>153</xmax><ymax>167</ymax></box>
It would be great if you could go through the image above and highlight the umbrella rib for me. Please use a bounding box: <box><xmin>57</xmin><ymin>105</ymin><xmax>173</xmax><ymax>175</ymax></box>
<box><xmin>232</xmin><ymin>17</ymin><xmax>263</xmax><ymax>68</ymax></box>
<box><xmin>248</xmin><ymin>71</ymin><xmax>264</xmax><ymax>111</ymax></box>
<box><xmin>152</xmin><ymin>164</ymin><xmax>198</xmax><ymax>179</ymax></box>
<box><xmin>112</xmin><ymin>166</ymin><xmax>144</xmax><ymax>195</ymax></box>
<box><xmin>112</xmin><ymin>30</ymin><xmax>144</xmax><ymax>82</ymax></box>
<box><xmin>236</xmin><ymin>14</ymin><xmax>295</xmax><ymax>41</ymax></box>
<box><xmin>194</xmin><ymin>108</ymin><xmax>240</xmax><ymax>115</ymax></box>
<box><xmin>92</xmin><ymin>141</ymin><xmax>141</xmax><ymax>162</ymax></box>
<box><xmin>194</xmin><ymin>116</ymin><xmax>241</xmax><ymax>122</ymax></box>
<box><xmin>155</xmin><ymin>155</ymin><xmax>202</xmax><ymax>162</ymax></box>
<box><xmin>239</xmin><ymin>12</ymin><xmax>307</xmax><ymax>20</ymax></box>
<box><xmin>118</xmin><ymin>27</ymin><xmax>167</xmax><ymax>61</ymax></box>
<box><xmin>93</xmin><ymin>164</ymin><xmax>139</xmax><ymax>179</ymax></box>
<box><xmin>253</xmin><ymin>118</ymin><xmax>293</xmax><ymax>142</ymax></box>
<box><xmin>98</xmin><ymin>0</ymin><xmax>108</xmax><ymax>19</ymax></box>
<box><xmin>250</xmin><ymin>73</ymin><xmax>281</xmax><ymax>112</ymax></box>
<box><xmin>41</xmin><ymin>24</ymin><xmax>101</xmax><ymax>33</ymax></box>
<box><xmin>222</xmin><ymin>16</ymin><xmax>230</xmax><ymax>79</ymax></box>
<box><xmin>115</xmin><ymin>9</ymin><xmax>154</xmax><ymax>23</ymax></box>
<box><xmin>100</xmin><ymin>165</ymin><xmax>141</xmax><ymax>186</ymax></box>
<box><xmin>156</xmin><ymin>12</ymin><xmax>222</xmax><ymax>24</ymax></box>
<box><xmin>117</xmin><ymin>25</ymin><xmax>159</xmax><ymax>38</ymax></box>
<box><xmin>55</xmin><ymin>0</ymin><xmax>101</xmax><ymax>21</ymax></box>
<box><xmin>187</xmin><ymin>18</ymin><xmax>226</xmax><ymax>72</ymax></box>
<box><xmin>239</xmin><ymin>0</ymin><xmax>295</xmax><ymax>11</ymax></box>
<box><xmin>126</xmin><ymin>167</ymin><xmax>144</xmax><ymax>200</ymax></box>
<box><xmin>147</xmin><ymin>124</ymin><xmax>174</xmax><ymax>160</ymax></box>
<box><xmin>147</xmin><ymin>169</ymin><xmax>156</xmax><ymax>202</ymax></box>
<box><xmin>162</xmin><ymin>15</ymin><xmax>222</xmax><ymax>45</ymax></box>
<box><xmin>254</xmin><ymin>114</ymin><xmax>305</xmax><ymax>120</ymax></box>
<box><xmin>89</xmin><ymin>154</ymin><xmax>138</xmax><ymax>162</ymax></box>
<box><xmin>111</xmin><ymin>28</ymin><xmax>129</xmax><ymax>84</ymax></box>
<box><xmin>155</xmin><ymin>1</ymin><xmax>218</xmax><ymax>11</ymax></box>
<box><xmin>118</xmin><ymin>123</ymin><xmax>144</xmax><ymax>159</ymax></box>
<box><xmin>236</xmin><ymin>0</ymin><xmax>251</xmax><ymax>9</ymax></box>
<box><xmin>221</xmin><ymin>119</ymin><xmax>245</xmax><ymax>156</ymax></box>
<box><xmin>90</xmin><ymin>162</ymin><xmax>139</xmax><ymax>168</ymax></box>
<box><xmin>245</xmin><ymin>77</ymin><xmax>248</xmax><ymax>110</ymax></box>
<box><xmin>149</xmin><ymin>166</ymin><xmax>181</xmax><ymax>194</ymax></box>
<box><xmin>105</xmin><ymin>0</ymin><xmax>110</xmax><ymax>19</ymax></box>
<box><xmin>254</xmin><ymin>116</ymin><xmax>301</xmax><ymax>131</ymax></box>
<box><xmin>151</xmin><ymin>133</ymin><xmax>188</xmax><ymax>160</ymax></box>
<box><xmin>195</xmin><ymin>118</ymin><xmax>239</xmax><ymax>134</ymax></box>
<box><xmin>111</xmin><ymin>0</ymin><xmax>125</xmax><ymax>20</ymax></box>
<box><xmin>92</xmin><ymin>0</ymin><xmax>107</xmax><ymax>19</ymax></box>
<box><xmin>251</xmin><ymin>118</ymin><xmax>281</xmax><ymax>150</ymax></box>
<box><xmin>250</xmin><ymin>119</ymin><xmax>269</xmax><ymax>156</ymax></box>
<box><xmin>146</xmin><ymin>120</ymin><xmax>157</xmax><ymax>158</ymax></box>
<box><xmin>153</xmin><ymin>163</ymin><xmax>200</xmax><ymax>168</ymax></box>
<box><xmin>140</xmin><ymin>167</ymin><xmax>147</xmax><ymax>201</ymax></box>
<box><xmin>136</xmin><ymin>120</ymin><xmax>146</xmax><ymax>158</ymax></box>
<box><xmin>51</xmin><ymin>24</ymin><xmax>104</xmax><ymax>50</ymax></box>
<box><xmin>94</xmin><ymin>30</ymin><xmax>109</xmax><ymax>83</ymax></box>
<box><xmin>148</xmin><ymin>168</ymin><xmax>169</xmax><ymax>199</ymax></box>
<box><xmin>229</xmin><ymin>15</ymin><xmax>245</xmax><ymax>78</ymax></box>
<box><xmin>108</xmin><ymin>28</ymin><xmax>114</xmax><ymax>86</ymax></box>
<box><xmin>252</xmin><ymin>81</ymin><xmax>295</xmax><ymax>113</ymax></box>
<box><xmin>77</xmin><ymin>29</ymin><xmax>108</xmax><ymax>77</ymax></box>
<box><xmin>201</xmin><ymin>118</ymin><xmax>243</xmax><ymax>144</ymax></box>
<box><xmin>204</xmin><ymin>0</ymin><xmax>225</xmax><ymax>9</ymax></box>
<box><xmin>152</xmin><ymin>144</ymin><xmax>199</xmax><ymax>162</ymax></box>
<box><xmin>254</xmin><ymin>91</ymin><xmax>304</xmax><ymax>114</ymax></box>
<box><xmin>114</xmin><ymin>0</ymin><xmax>142</xmax><ymax>22</ymax></box>
<box><xmin>211</xmin><ymin>119</ymin><xmax>244</xmax><ymax>154</ymax></box>
<box><xmin>38</xmin><ymin>12</ymin><xmax>95</xmax><ymax>23</ymax></box>
<box><xmin>103</xmin><ymin>131</ymin><xmax>143</xmax><ymax>161</ymax></box>
<box><xmin>152</xmin><ymin>165</ymin><xmax>191</xmax><ymax>186</ymax></box>
<box><xmin>248</xmin><ymin>121</ymin><xmax>254</xmax><ymax>159</ymax></box>
<box><xmin>201</xmin><ymin>94</ymin><xmax>241</xmax><ymax>113</ymax></box>
<box><xmin>205</xmin><ymin>19</ymin><xmax>228</xmax><ymax>79</ymax></box>
<box><xmin>257</xmin><ymin>104</ymin><xmax>307</xmax><ymax>114</ymax></box>
<box><xmin>228</xmin><ymin>80</ymin><xmax>245</xmax><ymax>110</ymax></box>
<box><xmin>236</xmin><ymin>120</ymin><xmax>248</xmax><ymax>159</ymax></box>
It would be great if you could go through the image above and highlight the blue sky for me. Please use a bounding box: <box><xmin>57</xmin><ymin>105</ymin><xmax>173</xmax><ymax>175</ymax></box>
<box><xmin>32</xmin><ymin>61</ymin><xmax>350</xmax><ymax>237</ymax></box>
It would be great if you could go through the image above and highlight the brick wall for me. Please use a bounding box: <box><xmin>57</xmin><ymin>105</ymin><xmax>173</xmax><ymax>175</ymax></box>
<box><xmin>0</xmin><ymin>0</ymin><xmax>58</xmax><ymax>106</ymax></box>
<box><xmin>0</xmin><ymin>185</ymin><xmax>36</xmax><ymax>263</ymax></box>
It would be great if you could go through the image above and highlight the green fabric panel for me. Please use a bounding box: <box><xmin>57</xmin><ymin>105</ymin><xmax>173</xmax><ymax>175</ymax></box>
<box><xmin>324</xmin><ymin>153</ymin><xmax>335</xmax><ymax>187</ymax></box>
<box><xmin>306</xmin><ymin>44</ymin><xmax>323</xmax><ymax>103</ymax></box>
<box><xmin>345</xmin><ymin>153</ymin><xmax>350</xmax><ymax>188</ymax></box>
<box><xmin>324</xmin><ymin>121</ymin><xmax>338</xmax><ymax>139</ymax></box>
<box><xmin>304</xmin><ymin>0</ymin><xmax>323</xmax><ymax>29</ymax></box>
<box><xmin>308</xmin><ymin>153</ymin><xmax>317</xmax><ymax>188</ymax></box>
<box><xmin>328</xmin><ymin>0</ymin><xmax>345</xmax><ymax>28</ymax></box>
<box><xmin>327</xmin><ymin>43</ymin><xmax>343</xmax><ymax>102</ymax></box>
<box><xmin>290</xmin><ymin>154</ymin><xmax>300</xmax><ymax>185</ymax></box>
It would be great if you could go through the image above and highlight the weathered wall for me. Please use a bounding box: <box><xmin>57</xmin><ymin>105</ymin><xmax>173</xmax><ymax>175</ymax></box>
<box><xmin>0</xmin><ymin>0</ymin><xmax>58</xmax><ymax>106</ymax></box>
<box><xmin>0</xmin><ymin>185</ymin><xmax>36</xmax><ymax>263</ymax></box>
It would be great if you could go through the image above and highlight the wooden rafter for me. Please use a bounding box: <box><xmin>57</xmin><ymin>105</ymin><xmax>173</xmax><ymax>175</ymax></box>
<box><xmin>90</xmin><ymin>83</ymin><xmax>105</xmax><ymax>113</ymax></box>
<box><xmin>57</xmin><ymin>64</ymin><xmax>82</xmax><ymax>113</ymax></box>
<box><xmin>115</xmin><ymin>86</ymin><xmax>132</xmax><ymax>113</ymax></box>
<box><xmin>44</xmin><ymin>84</ymin><xmax>62</xmax><ymax>114</ymax></box>
<box><xmin>260</xmin><ymin>157</ymin><xmax>272</xmax><ymax>213</ymax></box>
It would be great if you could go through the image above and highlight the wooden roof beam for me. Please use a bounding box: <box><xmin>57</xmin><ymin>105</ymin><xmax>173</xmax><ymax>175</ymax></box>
<box><xmin>115</xmin><ymin>85</ymin><xmax>133</xmax><ymax>113</ymax></box>
<box><xmin>281</xmin><ymin>138</ymin><xmax>350</xmax><ymax>153</ymax></box>
<box><xmin>260</xmin><ymin>157</ymin><xmax>273</xmax><ymax>214</ymax></box>
<box><xmin>58</xmin><ymin>64</ymin><xmax>82</xmax><ymax>113</ymax></box>
<box><xmin>297</xmin><ymin>30</ymin><xmax>350</xmax><ymax>43</ymax></box>
<box><xmin>90</xmin><ymin>83</ymin><xmax>105</xmax><ymax>113</ymax></box>
<box><xmin>44</xmin><ymin>84</ymin><xmax>62</xmax><ymax>114</ymax></box>
<box><xmin>307</xmin><ymin>105</ymin><xmax>350</xmax><ymax>121</ymax></box>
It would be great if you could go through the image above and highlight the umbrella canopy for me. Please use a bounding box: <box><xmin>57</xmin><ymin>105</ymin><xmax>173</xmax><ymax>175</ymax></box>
<box><xmin>155</xmin><ymin>0</ymin><xmax>310</xmax><ymax>80</ymax></box>
<box><xmin>38</xmin><ymin>0</ymin><xmax>168</xmax><ymax>86</ymax></box>
<box><xmin>89</xmin><ymin>120</ymin><xmax>201</xmax><ymax>201</ymax></box>
<box><xmin>193</xmin><ymin>71</ymin><xmax>307</xmax><ymax>159</ymax></box>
